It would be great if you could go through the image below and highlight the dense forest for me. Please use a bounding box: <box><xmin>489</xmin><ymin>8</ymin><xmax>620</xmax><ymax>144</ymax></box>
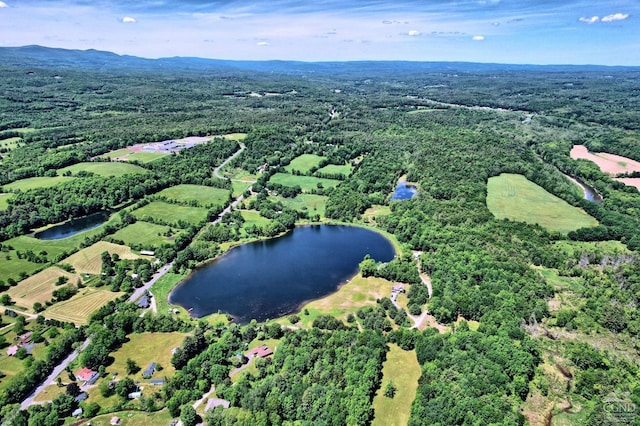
<box><xmin>0</xmin><ymin>47</ymin><xmax>639</xmax><ymax>425</ymax></box>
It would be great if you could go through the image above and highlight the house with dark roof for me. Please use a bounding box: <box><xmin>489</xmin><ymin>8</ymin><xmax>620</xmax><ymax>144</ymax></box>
<box><xmin>142</xmin><ymin>362</ymin><xmax>156</xmax><ymax>378</ymax></box>
<box><xmin>137</xmin><ymin>295</ymin><xmax>150</xmax><ymax>309</ymax></box>
<box><xmin>205</xmin><ymin>398</ymin><xmax>231</xmax><ymax>411</ymax></box>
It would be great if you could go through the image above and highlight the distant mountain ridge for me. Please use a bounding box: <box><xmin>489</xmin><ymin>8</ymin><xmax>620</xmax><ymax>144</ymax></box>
<box><xmin>0</xmin><ymin>45</ymin><xmax>637</xmax><ymax>75</ymax></box>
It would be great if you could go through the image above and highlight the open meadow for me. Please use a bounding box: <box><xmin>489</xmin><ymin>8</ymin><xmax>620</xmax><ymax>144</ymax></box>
<box><xmin>486</xmin><ymin>173</ymin><xmax>598</xmax><ymax>234</ymax></box>
<box><xmin>110</xmin><ymin>221</ymin><xmax>180</xmax><ymax>249</ymax></box>
<box><xmin>44</xmin><ymin>288</ymin><xmax>124</xmax><ymax>324</ymax></box>
<box><xmin>315</xmin><ymin>163</ymin><xmax>353</xmax><ymax>177</ymax></box>
<box><xmin>6</xmin><ymin>266</ymin><xmax>80</xmax><ymax>310</ymax></box>
<box><xmin>0</xmin><ymin>193</ymin><xmax>14</xmax><ymax>210</ymax></box>
<box><xmin>269</xmin><ymin>173</ymin><xmax>340</xmax><ymax>192</ymax></box>
<box><xmin>61</xmin><ymin>241</ymin><xmax>141</xmax><ymax>275</ymax></box>
<box><xmin>150</xmin><ymin>272</ymin><xmax>186</xmax><ymax>315</ymax></box>
<box><xmin>0</xmin><ymin>136</ymin><xmax>20</xmax><ymax>151</ymax></box>
<box><xmin>99</xmin><ymin>148</ymin><xmax>168</xmax><ymax>163</ymax></box>
<box><xmin>58</xmin><ymin>162</ymin><xmax>148</xmax><ymax>177</ymax></box>
<box><xmin>276</xmin><ymin>194</ymin><xmax>327</xmax><ymax>217</ymax></box>
<box><xmin>2</xmin><ymin>176</ymin><xmax>74</xmax><ymax>192</ymax></box>
<box><xmin>372</xmin><ymin>344</ymin><xmax>422</xmax><ymax>426</ymax></box>
<box><xmin>0</xmin><ymin>255</ymin><xmax>45</xmax><ymax>284</ymax></box>
<box><xmin>156</xmin><ymin>184</ymin><xmax>230</xmax><ymax>207</ymax></box>
<box><xmin>132</xmin><ymin>201</ymin><xmax>209</xmax><ymax>228</ymax></box>
<box><xmin>284</xmin><ymin>154</ymin><xmax>325</xmax><ymax>174</ymax></box>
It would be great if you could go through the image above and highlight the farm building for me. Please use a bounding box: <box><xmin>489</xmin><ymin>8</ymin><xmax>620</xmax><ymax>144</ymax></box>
<box><xmin>75</xmin><ymin>392</ymin><xmax>88</xmax><ymax>402</ymax></box>
<box><xmin>76</xmin><ymin>367</ymin><xmax>99</xmax><ymax>385</ymax></box>
<box><xmin>142</xmin><ymin>362</ymin><xmax>156</xmax><ymax>378</ymax></box>
<box><xmin>140</xmin><ymin>250</ymin><xmax>155</xmax><ymax>256</ymax></box>
<box><xmin>18</xmin><ymin>332</ymin><xmax>33</xmax><ymax>345</ymax></box>
<box><xmin>6</xmin><ymin>345</ymin><xmax>19</xmax><ymax>356</ymax></box>
<box><xmin>247</xmin><ymin>345</ymin><xmax>273</xmax><ymax>358</ymax></box>
<box><xmin>205</xmin><ymin>398</ymin><xmax>231</xmax><ymax>411</ymax></box>
<box><xmin>150</xmin><ymin>378</ymin><xmax>165</xmax><ymax>386</ymax></box>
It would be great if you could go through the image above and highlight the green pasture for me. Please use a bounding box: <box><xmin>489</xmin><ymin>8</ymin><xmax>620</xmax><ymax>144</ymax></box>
<box><xmin>58</xmin><ymin>162</ymin><xmax>148</xmax><ymax>177</ymax></box>
<box><xmin>486</xmin><ymin>173</ymin><xmax>598</xmax><ymax>234</ymax></box>
<box><xmin>552</xmin><ymin>240</ymin><xmax>629</xmax><ymax>257</ymax></box>
<box><xmin>220</xmin><ymin>132</ymin><xmax>247</xmax><ymax>141</ymax></box>
<box><xmin>240</xmin><ymin>209</ymin><xmax>271</xmax><ymax>226</ymax></box>
<box><xmin>150</xmin><ymin>272</ymin><xmax>187</xmax><ymax>315</ymax></box>
<box><xmin>156</xmin><ymin>184</ymin><xmax>229</xmax><ymax>207</ymax></box>
<box><xmin>110</xmin><ymin>221</ymin><xmax>180</xmax><ymax>249</ymax></box>
<box><xmin>372</xmin><ymin>344</ymin><xmax>421</xmax><ymax>426</ymax></box>
<box><xmin>284</xmin><ymin>154</ymin><xmax>326</xmax><ymax>174</ymax></box>
<box><xmin>232</xmin><ymin>180</ymin><xmax>252</xmax><ymax>197</ymax></box>
<box><xmin>99</xmin><ymin>148</ymin><xmax>168</xmax><ymax>163</ymax></box>
<box><xmin>0</xmin><ymin>193</ymin><xmax>14</xmax><ymax>210</ymax></box>
<box><xmin>2</xmin><ymin>176</ymin><xmax>74</xmax><ymax>192</ymax></box>
<box><xmin>269</xmin><ymin>173</ymin><xmax>340</xmax><ymax>192</ymax></box>
<box><xmin>131</xmin><ymin>201</ymin><xmax>209</xmax><ymax>227</ymax></box>
<box><xmin>0</xmin><ymin>137</ymin><xmax>21</xmax><ymax>151</ymax></box>
<box><xmin>0</xmin><ymin>255</ymin><xmax>45</xmax><ymax>284</ymax></box>
<box><xmin>315</xmin><ymin>163</ymin><xmax>353</xmax><ymax>177</ymax></box>
<box><xmin>276</xmin><ymin>194</ymin><xmax>327</xmax><ymax>217</ymax></box>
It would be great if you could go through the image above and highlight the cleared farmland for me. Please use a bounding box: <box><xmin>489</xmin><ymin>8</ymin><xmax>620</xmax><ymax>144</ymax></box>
<box><xmin>0</xmin><ymin>193</ymin><xmax>14</xmax><ymax>210</ymax></box>
<box><xmin>110</xmin><ymin>221</ymin><xmax>181</xmax><ymax>248</ymax></box>
<box><xmin>315</xmin><ymin>163</ymin><xmax>353</xmax><ymax>177</ymax></box>
<box><xmin>132</xmin><ymin>201</ymin><xmax>209</xmax><ymax>227</ymax></box>
<box><xmin>486</xmin><ymin>173</ymin><xmax>598</xmax><ymax>234</ymax></box>
<box><xmin>99</xmin><ymin>148</ymin><xmax>168</xmax><ymax>163</ymax></box>
<box><xmin>277</xmin><ymin>194</ymin><xmax>327</xmax><ymax>217</ymax></box>
<box><xmin>61</xmin><ymin>241</ymin><xmax>140</xmax><ymax>275</ymax></box>
<box><xmin>2</xmin><ymin>176</ymin><xmax>74</xmax><ymax>192</ymax></box>
<box><xmin>269</xmin><ymin>173</ymin><xmax>340</xmax><ymax>192</ymax></box>
<box><xmin>6</xmin><ymin>266</ymin><xmax>80</xmax><ymax>310</ymax></box>
<box><xmin>156</xmin><ymin>184</ymin><xmax>229</xmax><ymax>207</ymax></box>
<box><xmin>44</xmin><ymin>288</ymin><xmax>124</xmax><ymax>324</ymax></box>
<box><xmin>58</xmin><ymin>162</ymin><xmax>148</xmax><ymax>177</ymax></box>
<box><xmin>284</xmin><ymin>154</ymin><xmax>326</xmax><ymax>173</ymax></box>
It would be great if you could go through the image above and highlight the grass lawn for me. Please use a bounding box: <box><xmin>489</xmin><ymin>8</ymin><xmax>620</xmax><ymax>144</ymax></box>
<box><xmin>362</xmin><ymin>205</ymin><xmax>392</xmax><ymax>226</ymax></box>
<box><xmin>44</xmin><ymin>288</ymin><xmax>125</xmax><ymax>324</ymax></box>
<box><xmin>285</xmin><ymin>275</ymin><xmax>395</xmax><ymax>328</ymax></box>
<box><xmin>156</xmin><ymin>184</ymin><xmax>230</xmax><ymax>207</ymax></box>
<box><xmin>61</xmin><ymin>241</ymin><xmax>140</xmax><ymax>275</ymax></box>
<box><xmin>85</xmin><ymin>409</ymin><xmax>175</xmax><ymax>426</ymax></box>
<box><xmin>132</xmin><ymin>201</ymin><xmax>209</xmax><ymax>228</ymax></box>
<box><xmin>110</xmin><ymin>221</ymin><xmax>181</xmax><ymax>249</ymax></box>
<box><xmin>99</xmin><ymin>148</ymin><xmax>168</xmax><ymax>163</ymax></box>
<box><xmin>284</xmin><ymin>154</ymin><xmax>326</xmax><ymax>174</ymax></box>
<box><xmin>238</xmin><ymin>210</ymin><xmax>271</xmax><ymax>237</ymax></box>
<box><xmin>372</xmin><ymin>344</ymin><xmax>421</xmax><ymax>426</ymax></box>
<box><xmin>276</xmin><ymin>194</ymin><xmax>327</xmax><ymax>217</ymax></box>
<box><xmin>269</xmin><ymin>173</ymin><xmax>340</xmax><ymax>192</ymax></box>
<box><xmin>0</xmin><ymin>255</ymin><xmax>46</xmax><ymax>284</ymax></box>
<box><xmin>220</xmin><ymin>133</ymin><xmax>247</xmax><ymax>141</ymax></box>
<box><xmin>0</xmin><ymin>193</ymin><xmax>14</xmax><ymax>210</ymax></box>
<box><xmin>150</xmin><ymin>272</ymin><xmax>186</xmax><ymax>315</ymax></box>
<box><xmin>7</xmin><ymin>266</ymin><xmax>80</xmax><ymax>311</ymax></box>
<box><xmin>486</xmin><ymin>173</ymin><xmax>598</xmax><ymax>234</ymax></box>
<box><xmin>315</xmin><ymin>163</ymin><xmax>353</xmax><ymax>177</ymax></box>
<box><xmin>232</xmin><ymin>180</ymin><xmax>252</xmax><ymax>197</ymax></box>
<box><xmin>2</xmin><ymin>176</ymin><xmax>74</xmax><ymax>192</ymax></box>
<box><xmin>58</xmin><ymin>162</ymin><xmax>148</xmax><ymax>177</ymax></box>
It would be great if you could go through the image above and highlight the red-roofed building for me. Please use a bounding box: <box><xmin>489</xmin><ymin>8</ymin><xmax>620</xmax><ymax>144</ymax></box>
<box><xmin>76</xmin><ymin>367</ymin><xmax>99</xmax><ymax>384</ymax></box>
<box><xmin>247</xmin><ymin>345</ymin><xmax>273</xmax><ymax>358</ymax></box>
<box><xmin>18</xmin><ymin>332</ymin><xmax>32</xmax><ymax>345</ymax></box>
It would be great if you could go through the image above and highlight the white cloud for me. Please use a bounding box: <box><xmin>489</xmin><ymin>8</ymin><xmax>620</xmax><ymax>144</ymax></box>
<box><xmin>122</xmin><ymin>16</ymin><xmax>136</xmax><ymax>23</ymax></box>
<box><xmin>408</xmin><ymin>30</ymin><xmax>420</xmax><ymax>36</ymax></box>
<box><xmin>472</xmin><ymin>35</ymin><xmax>485</xmax><ymax>41</ymax></box>
<box><xmin>602</xmin><ymin>13</ymin><xmax>629</xmax><ymax>22</ymax></box>
<box><xmin>0</xmin><ymin>2</ymin><xmax>8</xmax><ymax>8</ymax></box>
<box><xmin>257</xmin><ymin>41</ymin><xmax>269</xmax><ymax>46</ymax></box>
<box><xmin>579</xmin><ymin>16</ymin><xmax>600</xmax><ymax>24</ymax></box>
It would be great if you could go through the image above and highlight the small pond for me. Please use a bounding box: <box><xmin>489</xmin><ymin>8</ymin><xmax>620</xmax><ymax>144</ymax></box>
<box><xmin>34</xmin><ymin>212</ymin><xmax>109</xmax><ymax>240</ymax></box>
<box><xmin>391</xmin><ymin>181</ymin><xmax>417</xmax><ymax>200</ymax></box>
<box><xmin>169</xmin><ymin>224</ymin><xmax>395</xmax><ymax>323</ymax></box>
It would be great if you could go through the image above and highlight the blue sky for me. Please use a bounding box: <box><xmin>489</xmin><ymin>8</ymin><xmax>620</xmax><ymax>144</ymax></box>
<box><xmin>0</xmin><ymin>0</ymin><xmax>638</xmax><ymax>65</ymax></box>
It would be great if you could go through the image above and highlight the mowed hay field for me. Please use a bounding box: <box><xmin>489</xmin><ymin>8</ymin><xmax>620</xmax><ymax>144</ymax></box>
<box><xmin>99</xmin><ymin>148</ymin><xmax>168</xmax><ymax>163</ymax></box>
<box><xmin>277</xmin><ymin>194</ymin><xmax>327</xmax><ymax>217</ymax></box>
<box><xmin>372</xmin><ymin>344</ymin><xmax>422</xmax><ymax>426</ymax></box>
<box><xmin>6</xmin><ymin>266</ymin><xmax>80</xmax><ymax>310</ymax></box>
<box><xmin>156</xmin><ymin>184</ymin><xmax>229</xmax><ymax>207</ymax></box>
<box><xmin>0</xmin><ymin>193</ymin><xmax>14</xmax><ymax>210</ymax></box>
<box><xmin>2</xmin><ymin>176</ymin><xmax>74</xmax><ymax>191</ymax></box>
<box><xmin>62</xmin><ymin>241</ymin><xmax>140</xmax><ymax>275</ymax></box>
<box><xmin>487</xmin><ymin>173</ymin><xmax>598</xmax><ymax>234</ymax></box>
<box><xmin>58</xmin><ymin>161</ymin><xmax>148</xmax><ymax>177</ymax></box>
<box><xmin>44</xmin><ymin>288</ymin><xmax>124</xmax><ymax>324</ymax></box>
<box><xmin>132</xmin><ymin>201</ymin><xmax>209</xmax><ymax>227</ymax></box>
<box><xmin>284</xmin><ymin>154</ymin><xmax>325</xmax><ymax>173</ymax></box>
<box><xmin>110</xmin><ymin>221</ymin><xmax>180</xmax><ymax>248</ymax></box>
<box><xmin>269</xmin><ymin>173</ymin><xmax>340</xmax><ymax>192</ymax></box>
<box><xmin>316</xmin><ymin>163</ymin><xmax>353</xmax><ymax>177</ymax></box>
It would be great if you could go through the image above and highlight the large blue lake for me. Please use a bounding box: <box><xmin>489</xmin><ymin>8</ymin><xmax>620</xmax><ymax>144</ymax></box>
<box><xmin>168</xmin><ymin>225</ymin><xmax>395</xmax><ymax>323</ymax></box>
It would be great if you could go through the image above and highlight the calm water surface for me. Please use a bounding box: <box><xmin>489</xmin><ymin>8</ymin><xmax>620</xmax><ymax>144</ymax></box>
<box><xmin>169</xmin><ymin>225</ymin><xmax>395</xmax><ymax>323</ymax></box>
<box><xmin>391</xmin><ymin>182</ymin><xmax>417</xmax><ymax>200</ymax></box>
<box><xmin>35</xmin><ymin>212</ymin><xmax>109</xmax><ymax>240</ymax></box>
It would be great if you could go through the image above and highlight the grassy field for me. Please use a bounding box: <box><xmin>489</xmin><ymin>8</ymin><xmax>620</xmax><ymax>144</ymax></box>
<box><xmin>238</xmin><ymin>210</ymin><xmax>272</xmax><ymax>236</ymax></box>
<box><xmin>315</xmin><ymin>163</ymin><xmax>353</xmax><ymax>177</ymax></box>
<box><xmin>2</xmin><ymin>176</ymin><xmax>74</xmax><ymax>192</ymax></box>
<box><xmin>58</xmin><ymin>162</ymin><xmax>148</xmax><ymax>177</ymax></box>
<box><xmin>232</xmin><ymin>180</ymin><xmax>252</xmax><ymax>197</ymax></box>
<box><xmin>0</xmin><ymin>137</ymin><xmax>21</xmax><ymax>151</ymax></box>
<box><xmin>0</xmin><ymin>254</ymin><xmax>46</xmax><ymax>284</ymax></box>
<box><xmin>99</xmin><ymin>148</ymin><xmax>168</xmax><ymax>163</ymax></box>
<box><xmin>362</xmin><ymin>205</ymin><xmax>392</xmax><ymax>226</ymax></box>
<box><xmin>156</xmin><ymin>184</ymin><xmax>230</xmax><ymax>207</ymax></box>
<box><xmin>486</xmin><ymin>173</ymin><xmax>598</xmax><ymax>234</ymax></box>
<box><xmin>7</xmin><ymin>266</ymin><xmax>80</xmax><ymax>310</ymax></box>
<box><xmin>284</xmin><ymin>154</ymin><xmax>326</xmax><ymax>174</ymax></box>
<box><xmin>62</xmin><ymin>241</ymin><xmax>140</xmax><ymax>275</ymax></box>
<box><xmin>110</xmin><ymin>221</ymin><xmax>181</xmax><ymax>249</ymax></box>
<box><xmin>84</xmin><ymin>410</ymin><xmax>175</xmax><ymax>426</ymax></box>
<box><xmin>132</xmin><ymin>201</ymin><xmax>209</xmax><ymax>227</ymax></box>
<box><xmin>44</xmin><ymin>288</ymin><xmax>124</xmax><ymax>324</ymax></box>
<box><xmin>150</xmin><ymin>272</ymin><xmax>187</xmax><ymax>315</ymax></box>
<box><xmin>0</xmin><ymin>193</ymin><xmax>14</xmax><ymax>210</ymax></box>
<box><xmin>372</xmin><ymin>344</ymin><xmax>421</xmax><ymax>426</ymax></box>
<box><xmin>276</xmin><ymin>194</ymin><xmax>327</xmax><ymax>217</ymax></box>
<box><xmin>269</xmin><ymin>173</ymin><xmax>340</xmax><ymax>192</ymax></box>
<box><xmin>220</xmin><ymin>132</ymin><xmax>247</xmax><ymax>141</ymax></box>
